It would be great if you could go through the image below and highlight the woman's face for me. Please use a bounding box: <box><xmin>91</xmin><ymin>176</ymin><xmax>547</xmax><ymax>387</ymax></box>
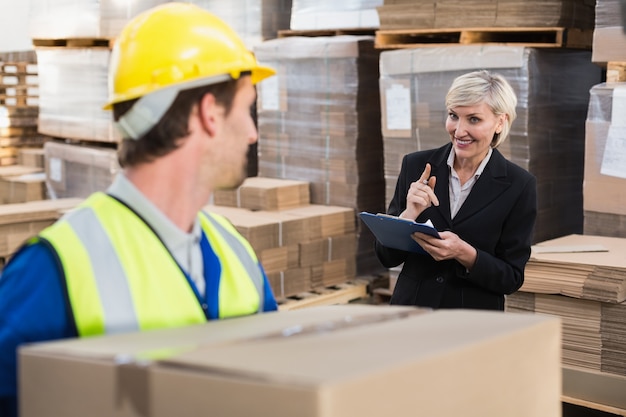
<box><xmin>445</xmin><ymin>101</ymin><xmax>505</xmax><ymax>166</ymax></box>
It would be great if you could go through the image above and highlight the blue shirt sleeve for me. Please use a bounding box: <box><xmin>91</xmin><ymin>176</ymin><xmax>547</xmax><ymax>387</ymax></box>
<box><xmin>0</xmin><ymin>242</ymin><xmax>75</xmax><ymax>415</ymax></box>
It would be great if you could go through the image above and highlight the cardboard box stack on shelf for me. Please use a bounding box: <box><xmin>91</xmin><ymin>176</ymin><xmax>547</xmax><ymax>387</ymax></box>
<box><xmin>209</xmin><ymin>177</ymin><xmax>362</xmax><ymax>303</ymax></box>
<box><xmin>254</xmin><ymin>36</ymin><xmax>385</xmax><ymax>276</ymax></box>
<box><xmin>379</xmin><ymin>45</ymin><xmax>601</xmax><ymax>244</ymax></box>
<box><xmin>19</xmin><ymin>304</ymin><xmax>562</xmax><ymax>417</ymax></box>
<box><xmin>507</xmin><ymin>234</ymin><xmax>626</xmax><ymax>414</ymax></box>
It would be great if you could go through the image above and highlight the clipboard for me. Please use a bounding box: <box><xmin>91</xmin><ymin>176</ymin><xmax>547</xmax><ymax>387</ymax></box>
<box><xmin>359</xmin><ymin>212</ymin><xmax>440</xmax><ymax>254</ymax></box>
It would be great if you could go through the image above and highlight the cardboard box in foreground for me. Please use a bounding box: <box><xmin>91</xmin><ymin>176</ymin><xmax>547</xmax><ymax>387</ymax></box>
<box><xmin>20</xmin><ymin>305</ymin><xmax>561</xmax><ymax>417</ymax></box>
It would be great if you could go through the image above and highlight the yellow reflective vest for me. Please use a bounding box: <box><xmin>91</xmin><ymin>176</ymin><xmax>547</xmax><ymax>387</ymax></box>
<box><xmin>31</xmin><ymin>192</ymin><xmax>264</xmax><ymax>336</ymax></box>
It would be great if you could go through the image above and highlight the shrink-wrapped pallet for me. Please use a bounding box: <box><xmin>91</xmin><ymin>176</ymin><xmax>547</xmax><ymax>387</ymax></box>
<box><xmin>290</xmin><ymin>0</ymin><xmax>382</xmax><ymax>30</ymax></box>
<box><xmin>28</xmin><ymin>0</ymin><xmax>168</xmax><ymax>40</ymax></box>
<box><xmin>254</xmin><ymin>36</ymin><xmax>384</xmax><ymax>274</ymax></box>
<box><xmin>584</xmin><ymin>83</ymin><xmax>626</xmax><ymax>237</ymax></box>
<box><xmin>192</xmin><ymin>0</ymin><xmax>292</xmax><ymax>49</ymax></box>
<box><xmin>36</xmin><ymin>48</ymin><xmax>118</xmax><ymax>143</ymax></box>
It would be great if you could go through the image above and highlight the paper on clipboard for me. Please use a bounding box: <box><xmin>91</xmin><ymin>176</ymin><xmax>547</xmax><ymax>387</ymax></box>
<box><xmin>359</xmin><ymin>212</ymin><xmax>440</xmax><ymax>254</ymax></box>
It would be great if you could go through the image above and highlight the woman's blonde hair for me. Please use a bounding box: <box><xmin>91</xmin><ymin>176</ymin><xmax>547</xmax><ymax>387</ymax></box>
<box><xmin>445</xmin><ymin>70</ymin><xmax>517</xmax><ymax>148</ymax></box>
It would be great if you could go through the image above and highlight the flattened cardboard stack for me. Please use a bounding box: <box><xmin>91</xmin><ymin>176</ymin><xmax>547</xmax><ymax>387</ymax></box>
<box><xmin>19</xmin><ymin>305</ymin><xmax>562</xmax><ymax>417</ymax></box>
<box><xmin>377</xmin><ymin>0</ymin><xmax>595</xmax><ymax>30</ymax></box>
<box><xmin>290</xmin><ymin>0</ymin><xmax>382</xmax><ymax>30</ymax></box>
<box><xmin>522</xmin><ymin>234</ymin><xmax>626</xmax><ymax>303</ymax></box>
<box><xmin>213</xmin><ymin>177</ymin><xmax>310</xmax><ymax>211</ymax></box>
<box><xmin>0</xmin><ymin>197</ymin><xmax>82</xmax><ymax>265</ymax></box>
<box><xmin>584</xmin><ymin>83</ymin><xmax>626</xmax><ymax>237</ymax></box>
<box><xmin>254</xmin><ymin>36</ymin><xmax>385</xmax><ymax>274</ymax></box>
<box><xmin>592</xmin><ymin>0</ymin><xmax>626</xmax><ymax>63</ymax></box>
<box><xmin>208</xmin><ymin>177</ymin><xmax>357</xmax><ymax>298</ymax></box>
<box><xmin>379</xmin><ymin>45</ymin><xmax>602</xmax><ymax>243</ymax></box>
<box><xmin>507</xmin><ymin>233</ymin><xmax>626</xmax><ymax>411</ymax></box>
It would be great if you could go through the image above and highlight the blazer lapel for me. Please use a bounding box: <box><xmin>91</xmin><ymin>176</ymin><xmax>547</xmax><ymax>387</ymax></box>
<box><xmin>452</xmin><ymin>149</ymin><xmax>511</xmax><ymax>225</ymax></box>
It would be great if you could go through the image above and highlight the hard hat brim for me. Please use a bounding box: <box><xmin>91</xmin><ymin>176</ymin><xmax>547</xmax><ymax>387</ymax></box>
<box><xmin>103</xmin><ymin>64</ymin><xmax>276</xmax><ymax>111</ymax></box>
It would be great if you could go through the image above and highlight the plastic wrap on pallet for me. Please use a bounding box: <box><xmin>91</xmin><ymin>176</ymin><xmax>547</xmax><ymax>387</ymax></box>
<box><xmin>28</xmin><ymin>0</ymin><xmax>169</xmax><ymax>39</ymax></box>
<box><xmin>254</xmin><ymin>36</ymin><xmax>385</xmax><ymax>275</ymax></box>
<box><xmin>44</xmin><ymin>140</ymin><xmax>120</xmax><ymax>199</ymax></box>
<box><xmin>190</xmin><ymin>0</ymin><xmax>292</xmax><ymax>49</ymax></box>
<box><xmin>379</xmin><ymin>45</ymin><xmax>602</xmax><ymax>244</ymax></box>
<box><xmin>35</xmin><ymin>48</ymin><xmax>119</xmax><ymax>143</ymax></box>
<box><xmin>592</xmin><ymin>0</ymin><xmax>626</xmax><ymax>62</ymax></box>
<box><xmin>290</xmin><ymin>0</ymin><xmax>382</xmax><ymax>30</ymax></box>
<box><xmin>584</xmin><ymin>83</ymin><xmax>626</xmax><ymax>237</ymax></box>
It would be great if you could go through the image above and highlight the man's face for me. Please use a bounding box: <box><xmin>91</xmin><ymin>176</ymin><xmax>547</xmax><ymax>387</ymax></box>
<box><xmin>212</xmin><ymin>77</ymin><xmax>258</xmax><ymax>190</ymax></box>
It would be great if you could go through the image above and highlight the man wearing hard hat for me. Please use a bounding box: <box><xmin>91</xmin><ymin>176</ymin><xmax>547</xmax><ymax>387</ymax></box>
<box><xmin>0</xmin><ymin>4</ymin><xmax>278</xmax><ymax>415</ymax></box>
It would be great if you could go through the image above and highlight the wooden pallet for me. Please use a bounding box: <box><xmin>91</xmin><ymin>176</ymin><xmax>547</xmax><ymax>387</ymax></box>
<box><xmin>277</xmin><ymin>280</ymin><xmax>368</xmax><ymax>311</ymax></box>
<box><xmin>607</xmin><ymin>62</ymin><xmax>626</xmax><ymax>83</ymax></box>
<box><xmin>1</xmin><ymin>62</ymin><xmax>39</xmax><ymax>107</ymax></box>
<box><xmin>563</xmin><ymin>396</ymin><xmax>626</xmax><ymax>416</ymax></box>
<box><xmin>0</xmin><ymin>126</ymin><xmax>39</xmax><ymax>138</ymax></box>
<box><xmin>278</xmin><ymin>28</ymin><xmax>376</xmax><ymax>38</ymax></box>
<box><xmin>32</xmin><ymin>38</ymin><xmax>114</xmax><ymax>48</ymax></box>
<box><xmin>375</xmin><ymin>27</ymin><xmax>592</xmax><ymax>50</ymax></box>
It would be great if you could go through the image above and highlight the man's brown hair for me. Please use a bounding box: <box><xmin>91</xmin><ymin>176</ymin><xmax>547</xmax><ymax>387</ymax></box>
<box><xmin>113</xmin><ymin>78</ymin><xmax>241</xmax><ymax>167</ymax></box>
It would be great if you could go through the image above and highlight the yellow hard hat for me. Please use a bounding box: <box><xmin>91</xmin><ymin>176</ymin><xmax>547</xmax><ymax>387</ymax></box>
<box><xmin>103</xmin><ymin>2</ymin><xmax>275</xmax><ymax>110</ymax></box>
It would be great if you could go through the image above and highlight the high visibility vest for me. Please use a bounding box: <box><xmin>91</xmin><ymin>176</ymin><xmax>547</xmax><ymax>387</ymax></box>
<box><xmin>31</xmin><ymin>192</ymin><xmax>264</xmax><ymax>337</ymax></box>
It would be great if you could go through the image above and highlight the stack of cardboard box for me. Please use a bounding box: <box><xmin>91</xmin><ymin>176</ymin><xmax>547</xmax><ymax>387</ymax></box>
<box><xmin>210</xmin><ymin>177</ymin><xmax>358</xmax><ymax>298</ymax></box>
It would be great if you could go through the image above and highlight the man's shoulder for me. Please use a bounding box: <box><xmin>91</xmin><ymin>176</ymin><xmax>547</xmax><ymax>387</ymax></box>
<box><xmin>2</xmin><ymin>241</ymin><xmax>57</xmax><ymax>276</ymax></box>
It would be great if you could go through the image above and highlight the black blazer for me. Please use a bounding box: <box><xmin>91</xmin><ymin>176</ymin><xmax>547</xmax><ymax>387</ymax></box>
<box><xmin>375</xmin><ymin>143</ymin><xmax>537</xmax><ymax>311</ymax></box>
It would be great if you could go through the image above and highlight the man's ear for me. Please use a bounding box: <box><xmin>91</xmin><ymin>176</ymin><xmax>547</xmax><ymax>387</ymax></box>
<box><xmin>197</xmin><ymin>92</ymin><xmax>219</xmax><ymax>137</ymax></box>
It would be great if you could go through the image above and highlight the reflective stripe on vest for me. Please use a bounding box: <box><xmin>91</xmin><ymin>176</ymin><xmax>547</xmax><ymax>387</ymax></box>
<box><xmin>199</xmin><ymin>212</ymin><xmax>265</xmax><ymax>318</ymax></box>
<box><xmin>36</xmin><ymin>192</ymin><xmax>263</xmax><ymax>336</ymax></box>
